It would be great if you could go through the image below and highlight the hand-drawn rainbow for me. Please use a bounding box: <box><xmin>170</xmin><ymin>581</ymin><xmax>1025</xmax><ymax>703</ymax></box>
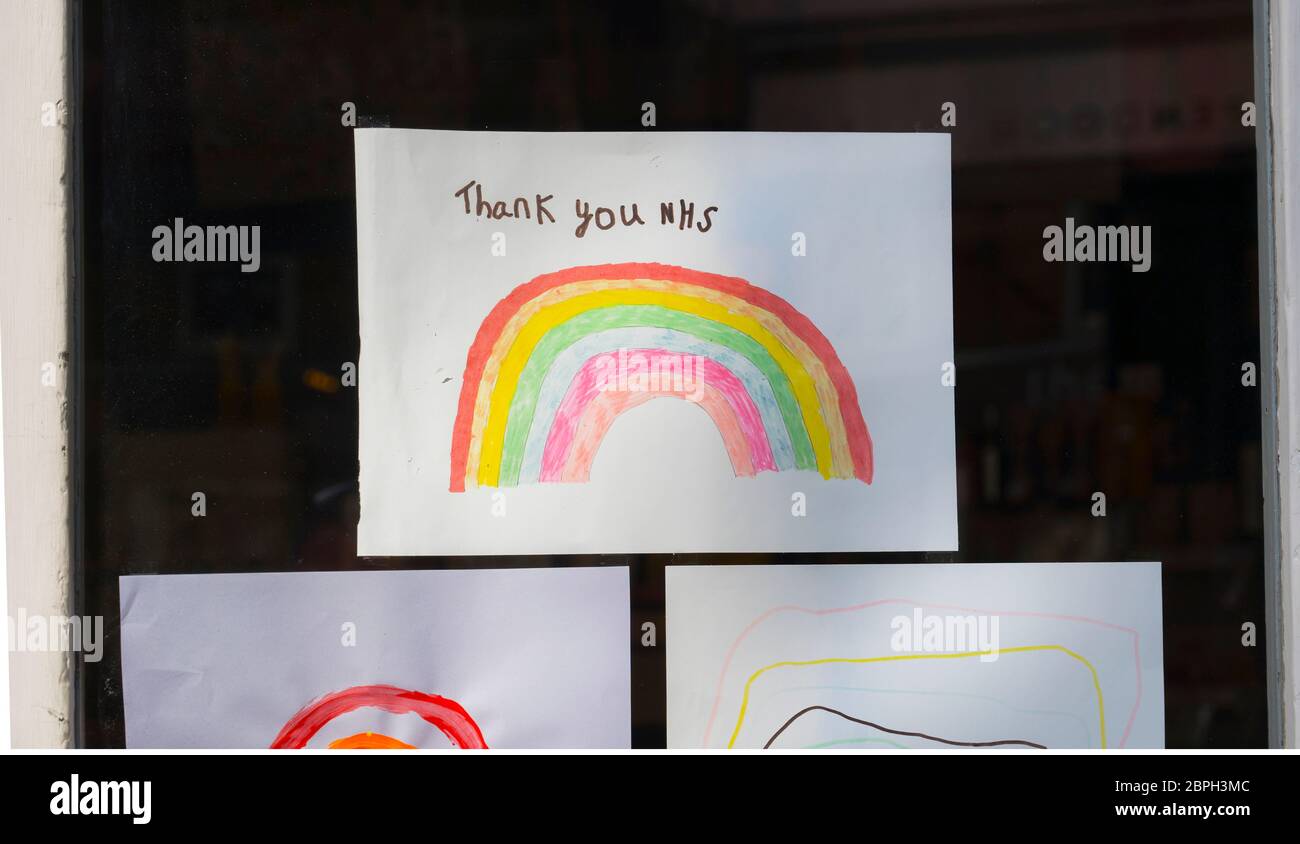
<box><xmin>450</xmin><ymin>262</ymin><xmax>873</xmax><ymax>491</ymax></box>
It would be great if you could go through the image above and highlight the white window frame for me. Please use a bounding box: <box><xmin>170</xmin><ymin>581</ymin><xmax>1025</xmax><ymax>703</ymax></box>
<box><xmin>0</xmin><ymin>0</ymin><xmax>74</xmax><ymax>748</ymax></box>
<box><xmin>1258</xmin><ymin>0</ymin><xmax>1300</xmax><ymax>748</ymax></box>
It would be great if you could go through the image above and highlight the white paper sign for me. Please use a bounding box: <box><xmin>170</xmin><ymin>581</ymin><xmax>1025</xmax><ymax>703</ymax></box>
<box><xmin>120</xmin><ymin>567</ymin><xmax>630</xmax><ymax>748</ymax></box>
<box><xmin>356</xmin><ymin>129</ymin><xmax>956</xmax><ymax>555</ymax></box>
<box><xmin>667</xmin><ymin>562</ymin><xmax>1164</xmax><ymax>749</ymax></box>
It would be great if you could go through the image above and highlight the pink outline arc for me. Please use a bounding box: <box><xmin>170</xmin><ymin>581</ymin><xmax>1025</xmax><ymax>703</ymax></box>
<box><xmin>700</xmin><ymin>598</ymin><xmax>1144</xmax><ymax>749</ymax></box>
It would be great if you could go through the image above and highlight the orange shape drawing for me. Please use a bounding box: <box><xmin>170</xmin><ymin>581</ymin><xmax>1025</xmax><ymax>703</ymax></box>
<box><xmin>327</xmin><ymin>732</ymin><xmax>417</xmax><ymax>750</ymax></box>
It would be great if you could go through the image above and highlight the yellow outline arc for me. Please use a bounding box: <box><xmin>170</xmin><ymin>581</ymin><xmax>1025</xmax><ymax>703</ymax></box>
<box><xmin>726</xmin><ymin>644</ymin><xmax>1107</xmax><ymax>749</ymax></box>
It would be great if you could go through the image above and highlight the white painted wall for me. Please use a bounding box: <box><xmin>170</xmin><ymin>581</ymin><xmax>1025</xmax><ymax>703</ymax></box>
<box><xmin>0</xmin><ymin>0</ymin><xmax>73</xmax><ymax>748</ymax></box>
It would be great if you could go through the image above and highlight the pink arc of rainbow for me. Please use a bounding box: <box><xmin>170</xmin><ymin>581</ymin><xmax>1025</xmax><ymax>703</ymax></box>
<box><xmin>562</xmin><ymin>386</ymin><xmax>752</xmax><ymax>481</ymax></box>
<box><xmin>540</xmin><ymin>349</ymin><xmax>776</xmax><ymax>481</ymax></box>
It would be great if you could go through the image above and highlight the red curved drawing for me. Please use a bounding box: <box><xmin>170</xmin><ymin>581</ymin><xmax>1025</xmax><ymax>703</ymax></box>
<box><xmin>270</xmin><ymin>684</ymin><xmax>488</xmax><ymax>749</ymax></box>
